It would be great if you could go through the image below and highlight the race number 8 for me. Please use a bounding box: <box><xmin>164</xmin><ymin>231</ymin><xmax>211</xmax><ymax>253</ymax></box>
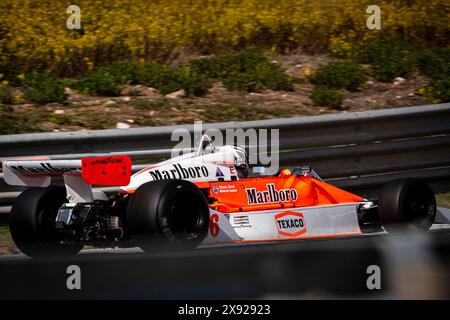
<box><xmin>209</xmin><ymin>214</ymin><xmax>219</xmax><ymax>237</ymax></box>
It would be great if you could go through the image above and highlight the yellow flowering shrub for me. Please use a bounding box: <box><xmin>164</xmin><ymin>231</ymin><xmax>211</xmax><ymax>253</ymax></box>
<box><xmin>0</xmin><ymin>0</ymin><xmax>448</xmax><ymax>77</ymax></box>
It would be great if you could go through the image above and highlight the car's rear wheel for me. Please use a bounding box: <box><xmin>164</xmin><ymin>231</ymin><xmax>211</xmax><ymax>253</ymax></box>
<box><xmin>9</xmin><ymin>186</ymin><xmax>83</xmax><ymax>259</ymax></box>
<box><xmin>378</xmin><ymin>178</ymin><xmax>436</xmax><ymax>233</ymax></box>
<box><xmin>126</xmin><ymin>180</ymin><xmax>210</xmax><ymax>252</ymax></box>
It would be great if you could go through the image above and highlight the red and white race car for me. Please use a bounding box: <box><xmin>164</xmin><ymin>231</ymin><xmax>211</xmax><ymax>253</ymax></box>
<box><xmin>3</xmin><ymin>135</ymin><xmax>437</xmax><ymax>258</ymax></box>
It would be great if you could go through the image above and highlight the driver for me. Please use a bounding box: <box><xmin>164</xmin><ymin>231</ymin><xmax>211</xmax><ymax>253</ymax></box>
<box><xmin>231</xmin><ymin>145</ymin><xmax>250</xmax><ymax>178</ymax></box>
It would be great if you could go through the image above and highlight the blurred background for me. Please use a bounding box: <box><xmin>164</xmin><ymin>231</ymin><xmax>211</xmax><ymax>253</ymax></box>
<box><xmin>0</xmin><ymin>0</ymin><xmax>448</xmax><ymax>134</ymax></box>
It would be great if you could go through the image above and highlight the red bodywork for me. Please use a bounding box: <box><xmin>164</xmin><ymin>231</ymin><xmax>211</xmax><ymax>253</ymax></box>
<box><xmin>194</xmin><ymin>174</ymin><xmax>364</xmax><ymax>213</ymax></box>
<box><xmin>82</xmin><ymin>156</ymin><xmax>132</xmax><ymax>186</ymax></box>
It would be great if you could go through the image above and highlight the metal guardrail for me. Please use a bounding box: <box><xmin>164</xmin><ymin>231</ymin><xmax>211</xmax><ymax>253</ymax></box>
<box><xmin>1</xmin><ymin>103</ymin><xmax>450</xmax><ymax>221</ymax></box>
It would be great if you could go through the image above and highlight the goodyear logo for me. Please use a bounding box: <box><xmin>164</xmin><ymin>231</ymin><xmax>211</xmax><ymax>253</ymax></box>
<box><xmin>90</xmin><ymin>157</ymin><xmax>123</xmax><ymax>165</ymax></box>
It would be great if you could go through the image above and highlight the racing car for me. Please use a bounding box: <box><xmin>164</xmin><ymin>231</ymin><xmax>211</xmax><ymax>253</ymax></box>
<box><xmin>3</xmin><ymin>135</ymin><xmax>437</xmax><ymax>258</ymax></box>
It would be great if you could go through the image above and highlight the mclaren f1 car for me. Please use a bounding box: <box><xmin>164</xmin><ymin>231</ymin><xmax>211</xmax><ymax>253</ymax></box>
<box><xmin>2</xmin><ymin>135</ymin><xmax>437</xmax><ymax>258</ymax></box>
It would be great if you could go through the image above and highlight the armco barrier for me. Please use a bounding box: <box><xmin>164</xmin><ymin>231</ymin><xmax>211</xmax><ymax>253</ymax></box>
<box><xmin>1</xmin><ymin>103</ymin><xmax>449</xmax><ymax>221</ymax></box>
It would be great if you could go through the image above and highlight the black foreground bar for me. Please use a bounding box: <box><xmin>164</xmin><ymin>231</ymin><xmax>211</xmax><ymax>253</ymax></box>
<box><xmin>0</xmin><ymin>230</ymin><xmax>449</xmax><ymax>300</ymax></box>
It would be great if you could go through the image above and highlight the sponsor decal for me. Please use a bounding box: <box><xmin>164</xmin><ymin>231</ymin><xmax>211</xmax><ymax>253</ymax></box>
<box><xmin>245</xmin><ymin>183</ymin><xmax>298</xmax><ymax>205</ymax></box>
<box><xmin>215</xmin><ymin>167</ymin><xmax>224</xmax><ymax>177</ymax></box>
<box><xmin>275</xmin><ymin>211</ymin><xmax>307</xmax><ymax>237</ymax></box>
<box><xmin>9</xmin><ymin>163</ymin><xmax>80</xmax><ymax>174</ymax></box>
<box><xmin>229</xmin><ymin>165</ymin><xmax>236</xmax><ymax>175</ymax></box>
<box><xmin>232</xmin><ymin>215</ymin><xmax>251</xmax><ymax>228</ymax></box>
<box><xmin>149</xmin><ymin>163</ymin><xmax>209</xmax><ymax>180</ymax></box>
<box><xmin>90</xmin><ymin>157</ymin><xmax>123</xmax><ymax>166</ymax></box>
<box><xmin>212</xmin><ymin>184</ymin><xmax>237</xmax><ymax>194</ymax></box>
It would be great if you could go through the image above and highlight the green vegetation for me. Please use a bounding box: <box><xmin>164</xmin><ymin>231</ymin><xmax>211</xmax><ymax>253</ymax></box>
<box><xmin>0</xmin><ymin>82</ymin><xmax>14</xmax><ymax>104</ymax></box>
<box><xmin>136</xmin><ymin>64</ymin><xmax>211</xmax><ymax>96</ymax></box>
<box><xmin>190</xmin><ymin>51</ymin><xmax>293</xmax><ymax>92</ymax></box>
<box><xmin>0</xmin><ymin>112</ymin><xmax>71</xmax><ymax>135</ymax></box>
<box><xmin>436</xmin><ymin>193</ymin><xmax>450</xmax><ymax>209</ymax></box>
<box><xmin>424</xmin><ymin>79</ymin><xmax>450</xmax><ymax>104</ymax></box>
<box><xmin>0</xmin><ymin>226</ymin><xmax>19</xmax><ymax>255</ymax></box>
<box><xmin>0</xmin><ymin>39</ymin><xmax>448</xmax><ymax>135</ymax></box>
<box><xmin>414</xmin><ymin>47</ymin><xmax>450</xmax><ymax>103</ymax></box>
<box><xmin>170</xmin><ymin>67</ymin><xmax>211</xmax><ymax>97</ymax></box>
<box><xmin>309</xmin><ymin>61</ymin><xmax>366</xmax><ymax>91</ymax></box>
<box><xmin>0</xmin><ymin>226</ymin><xmax>8</xmax><ymax>236</ymax></box>
<box><xmin>75</xmin><ymin>68</ymin><xmax>123</xmax><ymax>96</ymax></box>
<box><xmin>353</xmin><ymin>41</ymin><xmax>450</xmax><ymax>91</ymax></box>
<box><xmin>22</xmin><ymin>73</ymin><xmax>67</xmax><ymax>103</ymax></box>
<box><xmin>309</xmin><ymin>87</ymin><xmax>343</xmax><ymax>109</ymax></box>
<box><xmin>0</xmin><ymin>104</ymin><xmax>119</xmax><ymax>135</ymax></box>
<box><xmin>309</xmin><ymin>41</ymin><xmax>450</xmax><ymax>104</ymax></box>
<box><xmin>71</xmin><ymin>51</ymin><xmax>292</xmax><ymax>97</ymax></box>
<box><xmin>415</xmin><ymin>48</ymin><xmax>450</xmax><ymax>80</ymax></box>
<box><xmin>74</xmin><ymin>62</ymin><xmax>211</xmax><ymax>97</ymax></box>
<box><xmin>355</xmin><ymin>41</ymin><xmax>415</xmax><ymax>82</ymax></box>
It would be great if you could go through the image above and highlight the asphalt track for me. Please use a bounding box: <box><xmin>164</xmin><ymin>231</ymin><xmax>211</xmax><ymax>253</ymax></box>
<box><xmin>0</xmin><ymin>209</ymin><xmax>449</xmax><ymax>299</ymax></box>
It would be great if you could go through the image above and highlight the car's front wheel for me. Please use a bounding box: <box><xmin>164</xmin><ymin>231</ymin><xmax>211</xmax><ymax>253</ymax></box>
<box><xmin>378</xmin><ymin>178</ymin><xmax>436</xmax><ymax>233</ymax></box>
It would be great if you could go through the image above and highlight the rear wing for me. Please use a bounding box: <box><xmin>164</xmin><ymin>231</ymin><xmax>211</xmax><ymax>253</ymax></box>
<box><xmin>3</xmin><ymin>156</ymin><xmax>132</xmax><ymax>188</ymax></box>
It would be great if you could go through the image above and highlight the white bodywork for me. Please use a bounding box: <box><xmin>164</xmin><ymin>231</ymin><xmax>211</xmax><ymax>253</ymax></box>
<box><xmin>2</xmin><ymin>136</ymin><xmax>247</xmax><ymax>203</ymax></box>
<box><xmin>200</xmin><ymin>203</ymin><xmax>362</xmax><ymax>246</ymax></box>
<box><xmin>120</xmin><ymin>136</ymin><xmax>246</xmax><ymax>192</ymax></box>
<box><xmin>3</xmin><ymin>159</ymin><xmax>81</xmax><ymax>188</ymax></box>
<box><xmin>2</xmin><ymin>159</ymin><xmax>104</xmax><ymax>202</ymax></box>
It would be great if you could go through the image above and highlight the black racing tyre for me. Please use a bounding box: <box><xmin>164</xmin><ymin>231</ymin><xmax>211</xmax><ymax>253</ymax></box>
<box><xmin>378</xmin><ymin>178</ymin><xmax>436</xmax><ymax>233</ymax></box>
<box><xmin>126</xmin><ymin>179</ymin><xmax>210</xmax><ymax>252</ymax></box>
<box><xmin>9</xmin><ymin>186</ymin><xmax>83</xmax><ymax>259</ymax></box>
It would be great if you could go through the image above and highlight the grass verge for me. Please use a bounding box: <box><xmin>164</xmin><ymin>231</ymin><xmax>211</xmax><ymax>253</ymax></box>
<box><xmin>436</xmin><ymin>192</ymin><xmax>450</xmax><ymax>209</ymax></box>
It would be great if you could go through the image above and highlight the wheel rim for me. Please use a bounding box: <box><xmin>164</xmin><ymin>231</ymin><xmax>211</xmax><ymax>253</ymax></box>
<box><xmin>402</xmin><ymin>184</ymin><xmax>434</xmax><ymax>228</ymax></box>
<box><xmin>168</xmin><ymin>190</ymin><xmax>207</xmax><ymax>241</ymax></box>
